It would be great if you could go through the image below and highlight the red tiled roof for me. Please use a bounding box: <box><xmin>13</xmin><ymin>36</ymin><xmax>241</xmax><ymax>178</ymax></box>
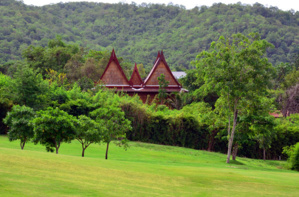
<box><xmin>269</xmin><ymin>112</ymin><xmax>283</xmax><ymax>118</ymax></box>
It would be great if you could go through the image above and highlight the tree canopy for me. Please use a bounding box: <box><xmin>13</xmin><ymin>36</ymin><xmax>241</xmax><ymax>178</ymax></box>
<box><xmin>32</xmin><ymin>107</ymin><xmax>77</xmax><ymax>154</ymax></box>
<box><xmin>193</xmin><ymin>33</ymin><xmax>275</xmax><ymax>163</ymax></box>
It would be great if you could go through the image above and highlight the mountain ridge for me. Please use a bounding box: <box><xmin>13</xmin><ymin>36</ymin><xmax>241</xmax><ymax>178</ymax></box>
<box><xmin>1</xmin><ymin>0</ymin><xmax>298</xmax><ymax>70</ymax></box>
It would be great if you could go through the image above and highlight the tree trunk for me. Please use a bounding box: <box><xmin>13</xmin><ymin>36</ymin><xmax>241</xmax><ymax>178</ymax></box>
<box><xmin>226</xmin><ymin>108</ymin><xmax>238</xmax><ymax>163</ymax></box>
<box><xmin>208</xmin><ymin>130</ymin><xmax>217</xmax><ymax>152</ymax></box>
<box><xmin>20</xmin><ymin>138</ymin><xmax>26</xmax><ymax>150</ymax></box>
<box><xmin>55</xmin><ymin>141</ymin><xmax>60</xmax><ymax>154</ymax></box>
<box><xmin>227</xmin><ymin>116</ymin><xmax>231</xmax><ymax>136</ymax></box>
<box><xmin>232</xmin><ymin>143</ymin><xmax>239</xmax><ymax>160</ymax></box>
<box><xmin>263</xmin><ymin>148</ymin><xmax>266</xmax><ymax>160</ymax></box>
<box><xmin>20</xmin><ymin>141</ymin><xmax>25</xmax><ymax>150</ymax></box>
<box><xmin>82</xmin><ymin>147</ymin><xmax>85</xmax><ymax>157</ymax></box>
<box><xmin>105</xmin><ymin>142</ymin><xmax>110</xmax><ymax>160</ymax></box>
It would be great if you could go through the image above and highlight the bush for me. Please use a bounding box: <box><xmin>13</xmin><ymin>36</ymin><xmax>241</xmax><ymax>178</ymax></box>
<box><xmin>290</xmin><ymin>142</ymin><xmax>299</xmax><ymax>171</ymax></box>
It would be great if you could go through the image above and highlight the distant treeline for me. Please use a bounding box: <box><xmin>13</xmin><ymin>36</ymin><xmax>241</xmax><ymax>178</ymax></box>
<box><xmin>1</xmin><ymin>0</ymin><xmax>299</xmax><ymax>71</ymax></box>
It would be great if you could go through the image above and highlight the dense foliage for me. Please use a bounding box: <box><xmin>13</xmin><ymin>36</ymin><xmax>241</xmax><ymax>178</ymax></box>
<box><xmin>1</xmin><ymin>64</ymin><xmax>298</xmax><ymax>161</ymax></box>
<box><xmin>290</xmin><ymin>142</ymin><xmax>299</xmax><ymax>171</ymax></box>
<box><xmin>0</xmin><ymin>0</ymin><xmax>298</xmax><ymax>166</ymax></box>
<box><xmin>1</xmin><ymin>0</ymin><xmax>299</xmax><ymax>71</ymax></box>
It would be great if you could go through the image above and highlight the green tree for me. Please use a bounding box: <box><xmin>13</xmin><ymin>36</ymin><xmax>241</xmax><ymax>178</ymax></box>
<box><xmin>290</xmin><ymin>142</ymin><xmax>299</xmax><ymax>171</ymax></box>
<box><xmin>32</xmin><ymin>107</ymin><xmax>77</xmax><ymax>154</ymax></box>
<box><xmin>13</xmin><ymin>65</ymin><xmax>50</xmax><ymax>110</ymax></box>
<box><xmin>193</xmin><ymin>33</ymin><xmax>274</xmax><ymax>163</ymax></box>
<box><xmin>45</xmin><ymin>68</ymin><xmax>68</xmax><ymax>87</ymax></box>
<box><xmin>181</xmin><ymin>102</ymin><xmax>226</xmax><ymax>152</ymax></box>
<box><xmin>77</xmin><ymin>76</ymin><xmax>94</xmax><ymax>91</ymax></box>
<box><xmin>60</xmin><ymin>98</ymin><xmax>94</xmax><ymax>117</ymax></box>
<box><xmin>249</xmin><ymin>114</ymin><xmax>276</xmax><ymax>160</ymax></box>
<box><xmin>0</xmin><ymin>73</ymin><xmax>15</xmax><ymax>134</ymax></box>
<box><xmin>75</xmin><ymin>115</ymin><xmax>104</xmax><ymax>157</ymax></box>
<box><xmin>166</xmin><ymin>92</ymin><xmax>184</xmax><ymax>110</ymax></box>
<box><xmin>157</xmin><ymin>74</ymin><xmax>169</xmax><ymax>104</ymax></box>
<box><xmin>3</xmin><ymin>105</ymin><xmax>35</xmax><ymax>150</ymax></box>
<box><xmin>23</xmin><ymin>36</ymin><xmax>79</xmax><ymax>76</ymax></box>
<box><xmin>90</xmin><ymin>105</ymin><xmax>131</xmax><ymax>160</ymax></box>
<box><xmin>282</xmin><ymin>68</ymin><xmax>299</xmax><ymax>89</ymax></box>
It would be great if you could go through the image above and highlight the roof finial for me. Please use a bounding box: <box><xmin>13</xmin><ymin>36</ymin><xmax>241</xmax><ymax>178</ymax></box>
<box><xmin>155</xmin><ymin>51</ymin><xmax>161</xmax><ymax>62</ymax></box>
<box><xmin>112</xmin><ymin>48</ymin><xmax>115</xmax><ymax>57</ymax></box>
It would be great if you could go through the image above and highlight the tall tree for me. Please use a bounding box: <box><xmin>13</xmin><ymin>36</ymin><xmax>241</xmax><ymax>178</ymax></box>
<box><xmin>193</xmin><ymin>33</ymin><xmax>274</xmax><ymax>163</ymax></box>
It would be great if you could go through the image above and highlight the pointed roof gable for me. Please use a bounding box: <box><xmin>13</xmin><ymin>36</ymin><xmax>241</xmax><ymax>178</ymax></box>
<box><xmin>100</xmin><ymin>49</ymin><xmax>130</xmax><ymax>86</ymax></box>
<box><xmin>154</xmin><ymin>51</ymin><xmax>161</xmax><ymax>64</ymax></box>
<box><xmin>129</xmin><ymin>63</ymin><xmax>143</xmax><ymax>87</ymax></box>
<box><xmin>144</xmin><ymin>51</ymin><xmax>181</xmax><ymax>87</ymax></box>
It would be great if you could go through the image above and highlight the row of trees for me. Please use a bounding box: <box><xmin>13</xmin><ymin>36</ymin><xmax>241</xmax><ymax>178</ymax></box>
<box><xmin>1</xmin><ymin>66</ymin><xmax>131</xmax><ymax>159</ymax></box>
<box><xmin>4</xmin><ymin>103</ymin><xmax>130</xmax><ymax>159</ymax></box>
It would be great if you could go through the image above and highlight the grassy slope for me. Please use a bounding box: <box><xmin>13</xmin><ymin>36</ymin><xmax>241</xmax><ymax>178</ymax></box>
<box><xmin>0</xmin><ymin>135</ymin><xmax>298</xmax><ymax>196</ymax></box>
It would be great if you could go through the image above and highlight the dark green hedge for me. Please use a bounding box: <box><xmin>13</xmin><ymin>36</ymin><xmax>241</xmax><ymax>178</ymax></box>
<box><xmin>121</xmin><ymin>101</ymin><xmax>209</xmax><ymax>150</ymax></box>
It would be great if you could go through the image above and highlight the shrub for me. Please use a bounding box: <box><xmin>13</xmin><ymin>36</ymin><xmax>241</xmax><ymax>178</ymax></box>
<box><xmin>290</xmin><ymin>142</ymin><xmax>299</xmax><ymax>171</ymax></box>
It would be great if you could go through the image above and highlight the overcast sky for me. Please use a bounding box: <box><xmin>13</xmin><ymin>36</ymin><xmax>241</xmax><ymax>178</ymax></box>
<box><xmin>22</xmin><ymin>0</ymin><xmax>299</xmax><ymax>11</ymax></box>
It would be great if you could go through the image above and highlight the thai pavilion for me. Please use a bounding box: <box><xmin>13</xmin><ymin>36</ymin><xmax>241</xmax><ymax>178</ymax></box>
<box><xmin>98</xmin><ymin>49</ymin><xmax>186</xmax><ymax>103</ymax></box>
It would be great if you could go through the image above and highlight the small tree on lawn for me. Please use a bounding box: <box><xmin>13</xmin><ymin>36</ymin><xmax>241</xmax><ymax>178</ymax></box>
<box><xmin>3</xmin><ymin>105</ymin><xmax>35</xmax><ymax>150</ymax></box>
<box><xmin>90</xmin><ymin>105</ymin><xmax>131</xmax><ymax>160</ymax></box>
<box><xmin>32</xmin><ymin>107</ymin><xmax>76</xmax><ymax>154</ymax></box>
<box><xmin>75</xmin><ymin>115</ymin><xmax>105</xmax><ymax>157</ymax></box>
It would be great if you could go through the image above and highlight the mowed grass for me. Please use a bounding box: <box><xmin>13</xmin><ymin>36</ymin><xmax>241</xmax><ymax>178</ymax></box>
<box><xmin>0</xmin><ymin>135</ymin><xmax>298</xmax><ymax>196</ymax></box>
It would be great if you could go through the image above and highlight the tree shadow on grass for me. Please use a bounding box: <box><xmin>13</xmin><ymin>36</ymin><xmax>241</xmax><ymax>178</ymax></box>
<box><xmin>229</xmin><ymin>160</ymin><xmax>245</xmax><ymax>165</ymax></box>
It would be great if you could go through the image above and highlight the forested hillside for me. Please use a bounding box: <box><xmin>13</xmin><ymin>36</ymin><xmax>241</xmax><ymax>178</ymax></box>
<box><xmin>1</xmin><ymin>0</ymin><xmax>299</xmax><ymax>70</ymax></box>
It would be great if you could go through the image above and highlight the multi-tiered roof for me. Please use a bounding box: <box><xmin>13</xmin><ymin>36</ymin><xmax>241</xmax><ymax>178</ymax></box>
<box><xmin>99</xmin><ymin>50</ymin><xmax>186</xmax><ymax>102</ymax></box>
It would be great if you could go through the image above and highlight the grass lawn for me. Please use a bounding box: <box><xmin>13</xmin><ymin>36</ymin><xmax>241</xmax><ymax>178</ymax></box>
<box><xmin>0</xmin><ymin>135</ymin><xmax>298</xmax><ymax>196</ymax></box>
